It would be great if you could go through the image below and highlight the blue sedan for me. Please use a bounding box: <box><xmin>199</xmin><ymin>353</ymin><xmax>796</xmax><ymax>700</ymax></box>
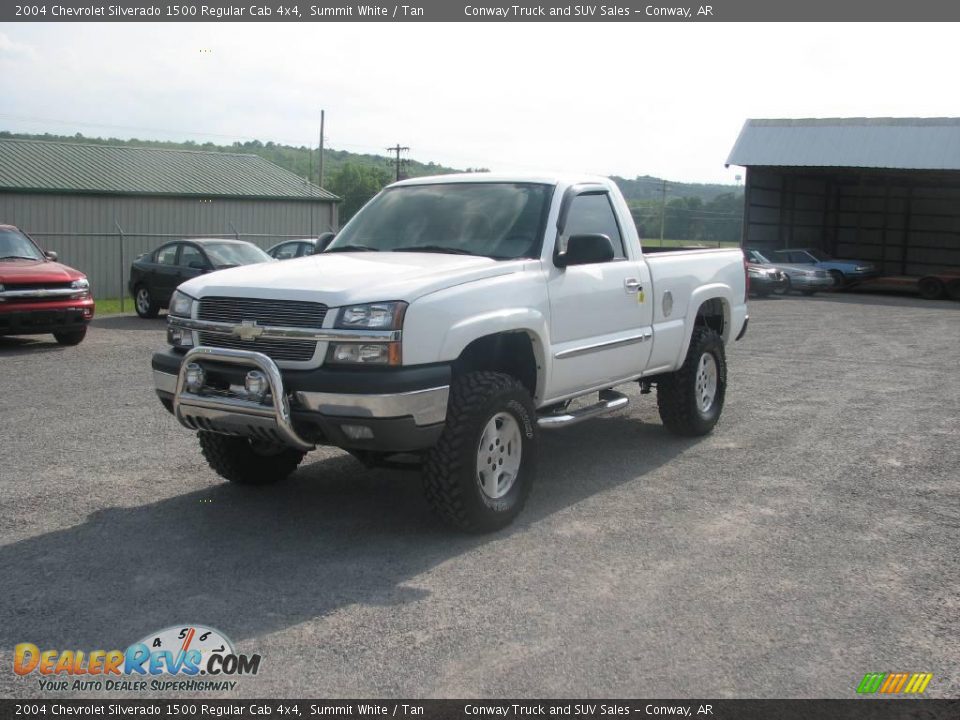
<box><xmin>773</xmin><ymin>248</ymin><xmax>880</xmax><ymax>287</ymax></box>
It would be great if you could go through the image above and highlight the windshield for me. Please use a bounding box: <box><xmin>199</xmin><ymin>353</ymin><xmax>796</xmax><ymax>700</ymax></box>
<box><xmin>327</xmin><ymin>182</ymin><xmax>554</xmax><ymax>259</ymax></box>
<box><xmin>0</xmin><ymin>227</ymin><xmax>45</xmax><ymax>261</ymax></box>
<box><xmin>746</xmin><ymin>249</ymin><xmax>771</xmax><ymax>264</ymax></box>
<box><xmin>806</xmin><ymin>249</ymin><xmax>832</xmax><ymax>261</ymax></box>
<box><xmin>203</xmin><ymin>242</ymin><xmax>272</xmax><ymax>268</ymax></box>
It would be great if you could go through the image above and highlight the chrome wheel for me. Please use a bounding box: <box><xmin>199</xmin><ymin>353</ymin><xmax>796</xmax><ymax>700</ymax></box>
<box><xmin>136</xmin><ymin>287</ymin><xmax>151</xmax><ymax>315</ymax></box>
<box><xmin>695</xmin><ymin>352</ymin><xmax>718</xmax><ymax>413</ymax></box>
<box><xmin>476</xmin><ymin>412</ymin><xmax>523</xmax><ymax>500</ymax></box>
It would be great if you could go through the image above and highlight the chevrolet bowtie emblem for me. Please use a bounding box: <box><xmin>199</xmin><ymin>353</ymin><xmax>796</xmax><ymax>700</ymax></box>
<box><xmin>234</xmin><ymin>320</ymin><xmax>263</xmax><ymax>341</ymax></box>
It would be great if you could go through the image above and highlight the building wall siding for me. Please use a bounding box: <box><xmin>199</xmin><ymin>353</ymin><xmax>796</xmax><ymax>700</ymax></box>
<box><xmin>0</xmin><ymin>192</ymin><xmax>337</xmax><ymax>297</ymax></box>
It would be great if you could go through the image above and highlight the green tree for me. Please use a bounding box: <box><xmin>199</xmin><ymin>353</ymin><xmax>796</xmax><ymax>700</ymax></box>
<box><xmin>327</xmin><ymin>162</ymin><xmax>392</xmax><ymax>223</ymax></box>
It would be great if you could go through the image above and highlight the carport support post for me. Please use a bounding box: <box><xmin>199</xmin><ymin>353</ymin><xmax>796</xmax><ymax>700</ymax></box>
<box><xmin>115</xmin><ymin>221</ymin><xmax>125</xmax><ymax>314</ymax></box>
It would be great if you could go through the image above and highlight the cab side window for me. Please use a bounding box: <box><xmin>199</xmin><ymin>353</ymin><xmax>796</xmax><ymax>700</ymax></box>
<box><xmin>562</xmin><ymin>193</ymin><xmax>626</xmax><ymax>259</ymax></box>
<box><xmin>155</xmin><ymin>244</ymin><xmax>179</xmax><ymax>265</ymax></box>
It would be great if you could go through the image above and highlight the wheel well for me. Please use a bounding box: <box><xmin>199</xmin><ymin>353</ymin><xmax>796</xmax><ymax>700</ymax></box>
<box><xmin>454</xmin><ymin>332</ymin><xmax>539</xmax><ymax>398</ymax></box>
<box><xmin>695</xmin><ymin>298</ymin><xmax>726</xmax><ymax>337</ymax></box>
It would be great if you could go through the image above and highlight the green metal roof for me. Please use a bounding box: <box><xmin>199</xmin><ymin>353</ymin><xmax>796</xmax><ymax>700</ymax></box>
<box><xmin>0</xmin><ymin>139</ymin><xmax>339</xmax><ymax>201</ymax></box>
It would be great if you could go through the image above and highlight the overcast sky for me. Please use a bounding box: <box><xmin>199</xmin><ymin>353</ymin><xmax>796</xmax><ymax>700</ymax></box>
<box><xmin>1</xmin><ymin>23</ymin><xmax>958</xmax><ymax>184</ymax></box>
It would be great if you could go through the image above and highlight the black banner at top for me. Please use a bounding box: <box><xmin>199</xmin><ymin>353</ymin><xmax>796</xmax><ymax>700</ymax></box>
<box><xmin>1</xmin><ymin>700</ymin><xmax>960</xmax><ymax>720</ymax></box>
<box><xmin>4</xmin><ymin>0</ymin><xmax>960</xmax><ymax>21</ymax></box>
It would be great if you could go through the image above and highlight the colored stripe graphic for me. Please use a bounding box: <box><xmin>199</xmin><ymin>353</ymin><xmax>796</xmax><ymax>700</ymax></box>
<box><xmin>857</xmin><ymin>673</ymin><xmax>886</xmax><ymax>694</ymax></box>
<box><xmin>857</xmin><ymin>672</ymin><xmax>932</xmax><ymax>694</ymax></box>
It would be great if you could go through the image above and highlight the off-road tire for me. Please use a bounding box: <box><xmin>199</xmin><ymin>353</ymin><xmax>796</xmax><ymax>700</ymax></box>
<box><xmin>134</xmin><ymin>284</ymin><xmax>160</xmax><ymax>318</ymax></box>
<box><xmin>423</xmin><ymin>371</ymin><xmax>538</xmax><ymax>533</ymax></box>
<box><xmin>657</xmin><ymin>327</ymin><xmax>727</xmax><ymax>437</ymax></box>
<box><xmin>53</xmin><ymin>327</ymin><xmax>87</xmax><ymax>345</ymax></box>
<box><xmin>198</xmin><ymin>431</ymin><xmax>306</xmax><ymax>485</ymax></box>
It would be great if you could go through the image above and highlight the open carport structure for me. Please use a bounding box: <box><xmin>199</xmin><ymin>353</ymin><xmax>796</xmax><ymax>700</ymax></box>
<box><xmin>727</xmin><ymin>117</ymin><xmax>960</xmax><ymax>298</ymax></box>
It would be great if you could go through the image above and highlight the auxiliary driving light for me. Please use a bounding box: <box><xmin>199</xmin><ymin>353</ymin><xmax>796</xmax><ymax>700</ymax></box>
<box><xmin>244</xmin><ymin>370</ymin><xmax>269</xmax><ymax>399</ymax></box>
<box><xmin>184</xmin><ymin>363</ymin><xmax>205</xmax><ymax>393</ymax></box>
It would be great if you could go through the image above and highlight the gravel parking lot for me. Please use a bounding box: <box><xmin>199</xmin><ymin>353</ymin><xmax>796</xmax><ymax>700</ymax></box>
<box><xmin>1</xmin><ymin>293</ymin><xmax>958</xmax><ymax>699</ymax></box>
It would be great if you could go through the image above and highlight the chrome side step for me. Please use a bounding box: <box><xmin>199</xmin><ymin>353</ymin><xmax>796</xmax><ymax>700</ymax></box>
<box><xmin>537</xmin><ymin>390</ymin><xmax>630</xmax><ymax>429</ymax></box>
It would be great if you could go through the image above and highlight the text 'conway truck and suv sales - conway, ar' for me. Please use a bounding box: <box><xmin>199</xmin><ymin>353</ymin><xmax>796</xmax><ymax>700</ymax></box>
<box><xmin>151</xmin><ymin>174</ymin><xmax>748</xmax><ymax>531</ymax></box>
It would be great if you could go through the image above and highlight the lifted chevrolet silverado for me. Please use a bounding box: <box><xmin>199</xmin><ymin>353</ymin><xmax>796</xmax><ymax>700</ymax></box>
<box><xmin>152</xmin><ymin>174</ymin><xmax>748</xmax><ymax>531</ymax></box>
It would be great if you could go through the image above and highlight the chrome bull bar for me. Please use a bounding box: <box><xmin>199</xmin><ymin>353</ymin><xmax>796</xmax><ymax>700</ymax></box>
<box><xmin>173</xmin><ymin>346</ymin><xmax>315</xmax><ymax>451</ymax></box>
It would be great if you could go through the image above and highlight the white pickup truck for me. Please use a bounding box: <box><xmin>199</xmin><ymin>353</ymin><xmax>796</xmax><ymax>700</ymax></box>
<box><xmin>152</xmin><ymin>174</ymin><xmax>748</xmax><ymax>531</ymax></box>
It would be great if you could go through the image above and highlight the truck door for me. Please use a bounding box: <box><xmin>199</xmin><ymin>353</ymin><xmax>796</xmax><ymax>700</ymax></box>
<box><xmin>546</xmin><ymin>188</ymin><xmax>654</xmax><ymax>399</ymax></box>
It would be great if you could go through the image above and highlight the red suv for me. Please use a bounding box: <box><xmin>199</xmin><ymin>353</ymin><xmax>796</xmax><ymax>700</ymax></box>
<box><xmin>0</xmin><ymin>225</ymin><xmax>95</xmax><ymax>345</ymax></box>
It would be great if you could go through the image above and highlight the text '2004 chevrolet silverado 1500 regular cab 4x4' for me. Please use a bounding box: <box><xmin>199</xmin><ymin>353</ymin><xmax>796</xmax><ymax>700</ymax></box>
<box><xmin>152</xmin><ymin>174</ymin><xmax>748</xmax><ymax>531</ymax></box>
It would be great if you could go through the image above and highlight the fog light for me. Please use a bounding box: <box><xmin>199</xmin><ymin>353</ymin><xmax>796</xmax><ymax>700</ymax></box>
<box><xmin>184</xmin><ymin>363</ymin><xmax>205</xmax><ymax>393</ymax></box>
<box><xmin>341</xmin><ymin>424</ymin><xmax>374</xmax><ymax>440</ymax></box>
<box><xmin>244</xmin><ymin>370</ymin><xmax>269</xmax><ymax>399</ymax></box>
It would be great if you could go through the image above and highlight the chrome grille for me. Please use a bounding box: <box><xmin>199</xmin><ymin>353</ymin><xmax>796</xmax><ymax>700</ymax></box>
<box><xmin>198</xmin><ymin>333</ymin><xmax>317</xmax><ymax>362</ymax></box>
<box><xmin>198</xmin><ymin>297</ymin><xmax>327</xmax><ymax>328</ymax></box>
<box><xmin>196</xmin><ymin>297</ymin><xmax>327</xmax><ymax>363</ymax></box>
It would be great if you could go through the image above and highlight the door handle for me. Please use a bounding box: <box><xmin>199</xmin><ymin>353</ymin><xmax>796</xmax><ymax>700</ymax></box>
<box><xmin>624</xmin><ymin>278</ymin><xmax>642</xmax><ymax>293</ymax></box>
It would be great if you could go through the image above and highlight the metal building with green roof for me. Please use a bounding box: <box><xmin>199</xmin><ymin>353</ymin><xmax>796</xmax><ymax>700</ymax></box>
<box><xmin>0</xmin><ymin>138</ymin><xmax>339</xmax><ymax>295</ymax></box>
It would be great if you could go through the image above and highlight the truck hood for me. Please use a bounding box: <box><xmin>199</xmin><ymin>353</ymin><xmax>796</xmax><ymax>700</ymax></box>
<box><xmin>178</xmin><ymin>251</ymin><xmax>525</xmax><ymax>306</ymax></box>
<box><xmin>0</xmin><ymin>258</ymin><xmax>85</xmax><ymax>284</ymax></box>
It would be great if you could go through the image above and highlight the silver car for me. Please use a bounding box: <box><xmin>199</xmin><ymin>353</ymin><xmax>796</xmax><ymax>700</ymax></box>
<box><xmin>745</xmin><ymin>248</ymin><xmax>834</xmax><ymax>296</ymax></box>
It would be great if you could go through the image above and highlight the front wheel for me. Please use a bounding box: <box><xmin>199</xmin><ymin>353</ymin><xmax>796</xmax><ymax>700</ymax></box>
<box><xmin>774</xmin><ymin>276</ymin><xmax>791</xmax><ymax>295</ymax></box>
<box><xmin>134</xmin><ymin>284</ymin><xmax>159</xmax><ymax>318</ymax></box>
<box><xmin>657</xmin><ymin>327</ymin><xmax>727</xmax><ymax>437</ymax></box>
<box><xmin>423</xmin><ymin>371</ymin><xmax>538</xmax><ymax>532</ymax></box>
<box><xmin>829</xmin><ymin>270</ymin><xmax>846</xmax><ymax>290</ymax></box>
<box><xmin>53</xmin><ymin>327</ymin><xmax>87</xmax><ymax>345</ymax></box>
<box><xmin>198</xmin><ymin>431</ymin><xmax>306</xmax><ymax>485</ymax></box>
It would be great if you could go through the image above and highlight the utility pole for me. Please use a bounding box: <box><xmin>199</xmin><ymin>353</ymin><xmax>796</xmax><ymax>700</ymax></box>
<box><xmin>387</xmin><ymin>144</ymin><xmax>410</xmax><ymax>182</ymax></box>
<box><xmin>318</xmin><ymin>109</ymin><xmax>325</xmax><ymax>188</ymax></box>
<box><xmin>659</xmin><ymin>178</ymin><xmax>668</xmax><ymax>247</ymax></box>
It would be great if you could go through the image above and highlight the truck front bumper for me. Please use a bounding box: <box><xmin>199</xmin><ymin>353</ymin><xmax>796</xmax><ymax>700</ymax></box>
<box><xmin>152</xmin><ymin>348</ymin><xmax>450</xmax><ymax>453</ymax></box>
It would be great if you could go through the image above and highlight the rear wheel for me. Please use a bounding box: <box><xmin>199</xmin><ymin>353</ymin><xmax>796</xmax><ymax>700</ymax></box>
<box><xmin>134</xmin><ymin>284</ymin><xmax>159</xmax><ymax>318</ymax></box>
<box><xmin>53</xmin><ymin>327</ymin><xmax>87</xmax><ymax>345</ymax></box>
<box><xmin>918</xmin><ymin>277</ymin><xmax>945</xmax><ymax>300</ymax></box>
<box><xmin>657</xmin><ymin>327</ymin><xmax>727</xmax><ymax>437</ymax></box>
<box><xmin>423</xmin><ymin>371</ymin><xmax>538</xmax><ymax>532</ymax></box>
<box><xmin>198</xmin><ymin>431</ymin><xmax>306</xmax><ymax>485</ymax></box>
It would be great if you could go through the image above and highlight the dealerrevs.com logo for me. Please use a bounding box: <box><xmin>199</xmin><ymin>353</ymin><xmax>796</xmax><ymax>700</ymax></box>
<box><xmin>14</xmin><ymin>625</ymin><xmax>262</xmax><ymax>693</ymax></box>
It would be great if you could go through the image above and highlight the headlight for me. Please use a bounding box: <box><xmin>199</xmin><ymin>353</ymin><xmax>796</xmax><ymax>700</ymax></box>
<box><xmin>855</xmin><ymin>265</ymin><xmax>870</xmax><ymax>272</ymax></box>
<box><xmin>335</xmin><ymin>301</ymin><xmax>406</xmax><ymax>330</ymax></box>
<box><xmin>167</xmin><ymin>324</ymin><xmax>194</xmax><ymax>349</ymax></box>
<box><xmin>70</xmin><ymin>278</ymin><xmax>89</xmax><ymax>290</ymax></box>
<box><xmin>168</xmin><ymin>290</ymin><xmax>195</xmax><ymax>317</ymax></box>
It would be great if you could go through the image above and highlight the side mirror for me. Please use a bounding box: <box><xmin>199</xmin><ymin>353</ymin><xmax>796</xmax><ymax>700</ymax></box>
<box><xmin>555</xmin><ymin>234</ymin><xmax>615</xmax><ymax>268</ymax></box>
<box><xmin>44</xmin><ymin>250</ymin><xmax>58</xmax><ymax>261</ymax></box>
<box><xmin>315</xmin><ymin>232</ymin><xmax>337</xmax><ymax>253</ymax></box>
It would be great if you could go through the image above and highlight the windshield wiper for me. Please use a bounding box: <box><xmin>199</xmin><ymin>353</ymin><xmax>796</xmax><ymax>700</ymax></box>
<box><xmin>0</xmin><ymin>255</ymin><xmax>40</xmax><ymax>261</ymax></box>
<box><xmin>325</xmin><ymin>244</ymin><xmax>379</xmax><ymax>253</ymax></box>
<box><xmin>392</xmin><ymin>245</ymin><xmax>479</xmax><ymax>256</ymax></box>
